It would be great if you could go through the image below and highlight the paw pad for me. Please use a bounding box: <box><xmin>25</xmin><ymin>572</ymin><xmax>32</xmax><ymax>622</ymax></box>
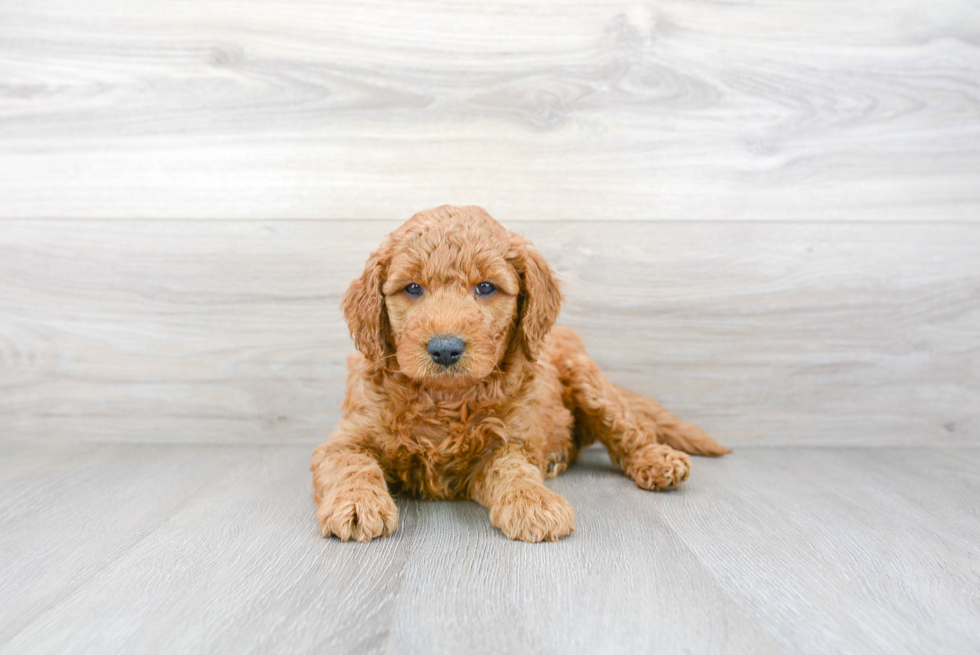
<box><xmin>544</xmin><ymin>451</ymin><xmax>568</xmax><ymax>478</ymax></box>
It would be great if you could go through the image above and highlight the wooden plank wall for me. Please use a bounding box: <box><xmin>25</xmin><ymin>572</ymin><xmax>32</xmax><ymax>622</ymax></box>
<box><xmin>1</xmin><ymin>0</ymin><xmax>978</xmax><ymax>447</ymax></box>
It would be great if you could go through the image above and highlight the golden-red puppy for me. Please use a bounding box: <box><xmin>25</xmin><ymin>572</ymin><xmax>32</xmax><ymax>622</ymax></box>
<box><xmin>312</xmin><ymin>205</ymin><xmax>729</xmax><ymax>542</ymax></box>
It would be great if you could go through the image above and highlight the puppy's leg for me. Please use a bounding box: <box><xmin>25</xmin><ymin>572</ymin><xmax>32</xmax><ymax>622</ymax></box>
<box><xmin>470</xmin><ymin>448</ymin><xmax>575</xmax><ymax>543</ymax></box>
<box><xmin>615</xmin><ymin>385</ymin><xmax>730</xmax><ymax>457</ymax></box>
<box><xmin>551</xmin><ymin>327</ymin><xmax>712</xmax><ymax>490</ymax></box>
<box><xmin>311</xmin><ymin>430</ymin><xmax>397</xmax><ymax>542</ymax></box>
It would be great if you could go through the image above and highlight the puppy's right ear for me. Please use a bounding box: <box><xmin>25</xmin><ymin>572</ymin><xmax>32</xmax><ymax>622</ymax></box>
<box><xmin>510</xmin><ymin>235</ymin><xmax>563</xmax><ymax>361</ymax></box>
<box><xmin>341</xmin><ymin>244</ymin><xmax>393</xmax><ymax>363</ymax></box>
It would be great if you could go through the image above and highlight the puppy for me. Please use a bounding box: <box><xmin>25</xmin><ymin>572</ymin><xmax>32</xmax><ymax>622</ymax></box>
<box><xmin>312</xmin><ymin>205</ymin><xmax>729</xmax><ymax>543</ymax></box>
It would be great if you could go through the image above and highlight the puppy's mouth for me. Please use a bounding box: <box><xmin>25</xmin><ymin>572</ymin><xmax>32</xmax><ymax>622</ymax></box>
<box><xmin>395</xmin><ymin>336</ymin><xmax>496</xmax><ymax>387</ymax></box>
<box><xmin>420</xmin><ymin>363</ymin><xmax>478</xmax><ymax>387</ymax></box>
<box><xmin>406</xmin><ymin>359</ymin><xmax>481</xmax><ymax>389</ymax></box>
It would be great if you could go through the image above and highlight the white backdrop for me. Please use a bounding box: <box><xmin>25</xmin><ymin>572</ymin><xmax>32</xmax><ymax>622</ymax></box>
<box><xmin>1</xmin><ymin>0</ymin><xmax>978</xmax><ymax>446</ymax></box>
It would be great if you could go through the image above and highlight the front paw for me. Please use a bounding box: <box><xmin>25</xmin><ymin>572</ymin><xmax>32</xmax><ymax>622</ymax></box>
<box><xmin>623</xmin><ymin>444</ymin><xmax>691</xmax><ymax>490</ymax></box>
<box><xmin>315</xmin><ymin>486</ymin><xmax>398</xmax><ymax>542</ymax></box>
<box><xmin>490</xmin><ymin>485</ymin><xmax>575</xmax><ymax>543</ymax></box>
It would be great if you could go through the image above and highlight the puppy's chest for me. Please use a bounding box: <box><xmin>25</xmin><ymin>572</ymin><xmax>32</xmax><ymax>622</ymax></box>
<box><xmin>381</xmin><ymin>403</ymin><xmax>503</xmax><ymax>499</ymax></box>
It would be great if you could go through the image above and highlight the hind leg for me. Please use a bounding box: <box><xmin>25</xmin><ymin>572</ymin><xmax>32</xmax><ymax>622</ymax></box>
<box><xmin>550</xmin><ymin>327</ymin><xmax>692</xmax><ymax>490</ymax></box>
<box><xmin>615</xmin><ymin>386</ymin><xmax>731</xmax><ymax>457</ymax></box>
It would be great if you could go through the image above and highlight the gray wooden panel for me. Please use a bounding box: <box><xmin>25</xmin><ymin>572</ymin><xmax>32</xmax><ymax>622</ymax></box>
<box><xmin>0</xmin><ymin>442</ymin><xmax>409</xmax><ymax>654</ymax></box>
<box><xmin>1</xmin><ymin>0</ymin><xmax>978</xmax><ymax>220</ymax></box>
<box><xmin>1</xmin><ymin>220</ymin><xmax>977</xmax><ymax>447</ymax></box>
<box><xmin>659</xmin><ymin>448</ymin><xmax>980</xmax><ymax>653</ymax></box>
<box><xmin>0</xmin><ymin>442</ymin><xmax>252</xmax><ymax>645</ymax></box>
<box><xmin>385</xmin><ymin>460</ymin><xmax>782</xmax><ymax>654</ymax></box>
<box><xmin>2</xmin><ymin>443</ymin><xmax>979</xmax><ymax>654</ymax></box>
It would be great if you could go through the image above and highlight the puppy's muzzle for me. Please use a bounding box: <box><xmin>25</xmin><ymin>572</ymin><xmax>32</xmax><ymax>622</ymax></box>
<box><xmin>427</xmin><ymin>335</ymin><xmax>465</xmax><ymax>367</ymax></box>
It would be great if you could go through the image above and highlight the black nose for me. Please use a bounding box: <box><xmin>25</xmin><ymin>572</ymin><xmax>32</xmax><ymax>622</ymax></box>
<box><xmin>427</xmin><ymin>335</ymin><xmax>465</xmax><ymax>367</ymax></box>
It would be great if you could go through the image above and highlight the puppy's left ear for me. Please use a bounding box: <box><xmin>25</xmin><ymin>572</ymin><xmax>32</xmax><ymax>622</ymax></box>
<box><xmin>341</xmin><ymin>242</ymin><xmax>394</xmax><ymax>364</ymax></box>
<box><xmin>511</xmin><ymin>237</ymin><xmax>563</xmax><ymax>360</ymax></box>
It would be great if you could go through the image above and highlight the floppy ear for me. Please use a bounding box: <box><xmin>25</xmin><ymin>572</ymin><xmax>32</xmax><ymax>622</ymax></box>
<box><xmin>341</xmin><ymin>244</ymin><xmax>394</xmax><ymax>363</ymax></box>
<box><xmin>511</xmin><ymin>238</ymin><xmax>563</xmax><ymax>360</ymax></box>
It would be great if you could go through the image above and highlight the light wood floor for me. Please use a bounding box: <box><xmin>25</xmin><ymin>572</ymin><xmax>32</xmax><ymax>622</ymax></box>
<box><xmin>1</xmin><ymin>442</ymin><xmax>978</xmax><ymax>654</ymax></box>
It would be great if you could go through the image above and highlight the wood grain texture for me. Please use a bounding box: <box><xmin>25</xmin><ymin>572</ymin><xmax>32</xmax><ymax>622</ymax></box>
<box><xmin>660</xmin><ymin>448</ymin><xmax>980</xmax><ymax>653</ymax></box>
<box><xmin>1</xmin><ymin>443</ymin><xmax>978</xmax><ymax>654</ymax></box>
<box><xmin>1</xmin><ymin>0</ymin><xmax>978</xmax><ymax>220</ymax></box>
<box><xmin>1</xmin><ymin>220</ymin><xmax>977</xmax><ymax>447</ymax></box>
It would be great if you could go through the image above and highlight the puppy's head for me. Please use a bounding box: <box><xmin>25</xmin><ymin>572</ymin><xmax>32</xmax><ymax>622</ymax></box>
<box><xmin>342</xmin><ymin>205</ymin><xmax>562</xmax><ymax>387</ymax></box>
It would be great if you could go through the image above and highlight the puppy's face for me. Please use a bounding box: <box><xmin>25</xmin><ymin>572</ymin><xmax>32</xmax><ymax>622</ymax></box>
<box><xmin>382</xmin><ymin>237</ymin><xmax>519</xmax><ymax>386</ymax></box>
<box><xmin>343</xmin><ymin>206</ymin><xmax>562</xmax><ymax>388</ymax></box>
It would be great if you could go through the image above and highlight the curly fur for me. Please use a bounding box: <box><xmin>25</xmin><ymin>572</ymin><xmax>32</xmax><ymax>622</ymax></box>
<box><xmin>312</xmin><ymin>205</ymin><xmax>730</xmax><ymax>543</ymax></box>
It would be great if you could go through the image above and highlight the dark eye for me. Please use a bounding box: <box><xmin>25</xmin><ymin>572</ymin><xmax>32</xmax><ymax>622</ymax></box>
<box><xmin>405</xmin><ymin>283</ymin><xmax>423</xmax><ymax>297</ymax></box>
<box><xmin>475</xmin><ymin>281</ymin><xmax>496</xmax><ymax>296</ymax></box>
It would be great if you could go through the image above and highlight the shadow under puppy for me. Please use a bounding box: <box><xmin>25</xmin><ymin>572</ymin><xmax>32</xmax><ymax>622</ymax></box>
<box><xmin>312</xmin><ymin>205</ymin><xmax>730</xmax><ymax>543</ymax></box>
